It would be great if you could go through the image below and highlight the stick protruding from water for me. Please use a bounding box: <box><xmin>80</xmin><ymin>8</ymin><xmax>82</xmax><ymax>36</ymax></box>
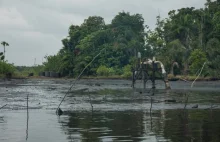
<box><xmin>56</xmin><ymin>49</ymin><xmax>105</xmax><ymax>114</ymax></box>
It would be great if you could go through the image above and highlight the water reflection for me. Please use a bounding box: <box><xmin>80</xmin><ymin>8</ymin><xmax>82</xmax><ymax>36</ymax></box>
<box><xmin>59</xmin><ymin>109</ymin><xmax>220</xmax><ymax>142</ymax></box>
<box><xmin>26</xmin><ymin>94</ymin><xmax>29</xmax><ymax>141</ymax></box>
<box><xmin>60</xmin><ymin>111</ymin><xmax>146</xmax><ymax>141</ymax></box>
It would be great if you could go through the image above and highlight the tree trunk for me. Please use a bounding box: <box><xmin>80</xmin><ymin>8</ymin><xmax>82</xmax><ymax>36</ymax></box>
<box><xmin>183</xmin><ymin>62</ymin><xmax>189</xmax><ymax>75</ymax></box>
<box><xmin>170</xmin><ymin>65</ymin><xmax>174</xmax><ymax>75</ymax></box>
<box><xmin>3</xmin><ymin>45</ymin><xmax>5</xmax><ymax>62</ymax></box>
<box><xmin>170</xmin><ymin>62</ymin><xmax>179</xmax><ymax>76</ymax></box>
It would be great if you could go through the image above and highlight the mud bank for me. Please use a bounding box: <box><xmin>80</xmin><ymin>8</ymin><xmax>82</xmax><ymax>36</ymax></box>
<box><xmin>0</xmin><ymin>79</ymin><xmax>220</xmax><ymax>142</ymax></box>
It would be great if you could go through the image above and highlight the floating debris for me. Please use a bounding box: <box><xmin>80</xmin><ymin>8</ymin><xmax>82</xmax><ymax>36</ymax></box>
<box><xmin>165</xmin><ymin>100</ymin><xmax>176</xmax><ymax>103</ymax></box>
<box><xmin>57</xmin><ymin>108</ymin><xmax>63</xmax><ymax>116</ymax></box>
<box><xmin>192</xmin><ymin>104</ymin><xmax>198</xmax><ymax>108</ymax></box>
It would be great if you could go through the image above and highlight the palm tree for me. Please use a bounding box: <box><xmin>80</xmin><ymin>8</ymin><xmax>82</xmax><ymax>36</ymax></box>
<box><xmin>1</xmin><ymin>41</ymin><xmax>9</xmax><ymax>61</ymax></box>
<box><xmin>0</xmin><ymin>52</ymin><xmax>4</xmax><ymax>61</ymax></box>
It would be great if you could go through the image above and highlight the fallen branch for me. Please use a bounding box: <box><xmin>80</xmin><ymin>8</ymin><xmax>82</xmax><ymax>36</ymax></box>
<box><xmin>179</xmin><ymin>78</ymin><xmax>190</xmax><ymax>82</ymax></box>
<box><xmin>0</xmin><ymin>104</ymin><xmax>7</xmax><ymax>109</ymax></box>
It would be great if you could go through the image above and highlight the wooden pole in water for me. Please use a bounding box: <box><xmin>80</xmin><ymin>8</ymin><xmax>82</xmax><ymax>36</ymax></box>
<box><xmin>142</xmin><ymin>65</ymin><xmax>146</xmax><ymax>89</ymax></box>
<box><xmin>132</xmin><ymin>67</ymin><xmax>135</xmax><ymax>88</ymax></box>
<box><xmin>88</xmin><ymin>90</ymin><xmax>93</xmax><ymax>111</ymax></box>
<box><xmin>56</xmin><ymin>49</ymin><xmax>105</xmax><ymax>113</ymax></box>
<box><xmin>142</xmin><ymin>71</ymin><xmax>145</xmax><ymax>89</ymax></box>
<box><xmin>26</xmin><ymin>94</ymin><xmax>29</xmax><ymax>141</ymax></box>
<box><xmin>164</xmin><ymin>75</ymin><xmax>171</xmax><ymax>89</ymax></box>
<box><xmin>152</xmin><ymin>60</ymin><xmax>156</xmax><ymax>89</ymax></box>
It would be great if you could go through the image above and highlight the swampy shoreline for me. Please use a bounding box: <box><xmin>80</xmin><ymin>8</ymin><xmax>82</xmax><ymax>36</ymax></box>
<box><xmin>1</xmin><ymin>79</ymin><xmax>220</xmax><ymax>142</ymax></box>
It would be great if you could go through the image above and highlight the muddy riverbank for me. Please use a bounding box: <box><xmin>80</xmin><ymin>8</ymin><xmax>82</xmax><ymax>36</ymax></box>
<box><xmin>1</xmin><ymin>79</ymin><xmax>220</xmax><ymax>142</ymax></box>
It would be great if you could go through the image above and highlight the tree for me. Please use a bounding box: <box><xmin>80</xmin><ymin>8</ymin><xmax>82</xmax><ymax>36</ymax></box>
<box><xmin>163</xmin><ymin>8</ymin><xmax>199</xmax><ymax>75</ymax></box>
<box><xmin>159</xmin><ymin>39</ymin><xmax>185</xmax><ymax>74</ymax></box>
<box><xmin>189</xmin><ymin>49</ymin><xmax>207</xmax><ymax>75</ymax></box>
<box><xmin>43</xmin><ymin>1</ymin><xmax>220</xmax><ymax>78</ymax></box>
<box><xmin>205</xmin><ymin>38</ymin><xmax>220</xmax><ymax>77</ymax></box>
<box><xmin>81</xmin><ymin>16</ymin><xmax>105</xmax><ymax>35</ymax></box>
<box><xmin>145</xmin><ymin>16</ymin><xmax>166</xmax><ymax>57</ymax></box>
<box><xmin>43</xmin><ymin>54</ymin><xmax>63</xmax><ymax>73</ymax></box>
<box><xmin>111</xmin><ymin>12</ymin><xmax>145</xmax><ymax>68</ymax></box>
<box><xmin>0</xmin><ymin>52</ymin><xmax>4</xmax><ymax>61</ymax></box>
<box><xmin>1</xmin><ymin>41</ymin><xmax>9</xmax><ymax>61</ymax></box>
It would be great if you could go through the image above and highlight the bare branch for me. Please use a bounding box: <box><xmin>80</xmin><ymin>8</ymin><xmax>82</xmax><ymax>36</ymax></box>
<box><xmin>191</xmin><ymin>62</ymin><xmax>206</xmax><ymax>88</ymax></box>
<box><xmin>0</xmin><ymin>104</ymin><xmax>7</xmax><ymax>109</ymax></box>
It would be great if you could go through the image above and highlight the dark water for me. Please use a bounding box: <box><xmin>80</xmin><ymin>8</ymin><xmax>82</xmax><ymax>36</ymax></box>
<box><xmin>0</xmin><ymin>79</ymin><xmax>220</xmax><ymax>142</ymax></box>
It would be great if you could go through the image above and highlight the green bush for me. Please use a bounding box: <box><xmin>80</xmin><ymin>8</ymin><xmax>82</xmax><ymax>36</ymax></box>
<box><xmin>96</xmin><ymin>65</ymin><xmax>110</xmax><ymax>76</ymax></box>
<box><xmin>15</xmin><ymin>65</ymin><xmax>45</xmax><ymax>77</ymax></box>
<box><xmin>114</xmin><ymin>68</ymin><xmax>123</xmax><ymax>75</ymax></box>
<box><xmin>167</xmin><ymin>74</ymin><xmax>174</xmax><ymax>79</ymax></box>
<box><xmin>43</xmin><ymin>55</ymin><xmax>63</xmax><ymax>72</ymax></box>
<box><xmin>189</xmin><ymin>49</ymin><xmax>208</xmax><ymax>76</ymax></box>
<box><xmin>108</xmin><ymin>67</ymin><xmax>116</xmax><ymax>76</ymax></box>
<box><xmin>122</xmin><ymin>65</ymin><xmax>132</xmax><ymax>78</ymax></box>
<box><xmin>0</xmin><ymin>61</ymin><xmax>16</xmax><ymax>75</ymax></box>
<box><xmin>96</xmin><ymin>66</ymin><xmax>116</xmax><ymax>77</ymax></box>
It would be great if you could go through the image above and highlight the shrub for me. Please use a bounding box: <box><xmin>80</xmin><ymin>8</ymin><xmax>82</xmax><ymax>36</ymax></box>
<box><xmin>15</xmin><ymin>65</ymin><xmax>45</xmax><ymax>77</ymax></box>
<box><xmin>189</xmin><ymin>49</ymin><xmax>208</xmax><ymax>76</ymax></box>
<box><xmin>0</xmin><ymin>61</ymin><xmax>16</xmax><ymax>75</ymax></box>
<box><xmin>167</xmin><ymin>74</ymin><xmax>174</xmax><ymax>79</ymax></box>
<box><xmin>108</xmin><ymin>67</ymin><xmax>116</xmax><ymax>76</ymax></box>
<box><xmin>114</xmin><ymin>68</ymin><xmax>123</xmax><ymax>75</ymax></box>
<box><xmin>96</xmin><ymin>65</ymin><xmax>110</xmax><ymax>76</ymax></box>
<box><xmin>122</xmin><ymin>65</ymin><xmax>132</xmax><ymax>78</ymax></box>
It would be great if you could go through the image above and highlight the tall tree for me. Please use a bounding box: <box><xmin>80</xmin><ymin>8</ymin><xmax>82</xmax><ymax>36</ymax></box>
<box><xmin>1</xmin><ymin>41</ymin><xmax>9</xmax><ymax>61</ymax></box>
<box><xmin>0</xmin><ymin>52</ymin><xmax>4</xmax><ymax>61</ymax></box>
<box><xmin>43</xmin><ymin>0</ymin><xmax>220</xmax><ymax>78</ymax></box>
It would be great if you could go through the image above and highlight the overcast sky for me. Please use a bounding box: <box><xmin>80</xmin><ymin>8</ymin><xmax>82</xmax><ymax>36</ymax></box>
<box><xmin>0</xmin><ymin>0</ymin><xmax>206</xmax><ymax>66</ymax></box>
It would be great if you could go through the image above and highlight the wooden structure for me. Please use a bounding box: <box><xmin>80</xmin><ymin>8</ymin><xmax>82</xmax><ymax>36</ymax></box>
<box><xmin>132</xmin><ymin>54</ymin><xmax>171</xmax><ymax>90</ymax></box>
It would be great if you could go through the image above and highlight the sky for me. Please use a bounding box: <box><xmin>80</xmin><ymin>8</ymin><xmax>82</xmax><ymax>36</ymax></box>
<box><xmin>0</xmin><ymin>0</ymin><xmax>206</xmax><ymax>66</ymax></box>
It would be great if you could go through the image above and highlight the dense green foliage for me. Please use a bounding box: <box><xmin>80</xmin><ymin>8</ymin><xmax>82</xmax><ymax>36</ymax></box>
<box><xmin>189</xmin><ymin>49</ymin><xmax>208</xmax><ymax>75</ymax></box>
<box><xmin>0</xmin><ymin>41</ymin><xmax>15</xmax><ymax>78</ymax></box>
<box><xmin>44</xmin><ymin>0</ymin><xmax>220</xmax><ymax>78</ymax></box>
<box><xmin>96</xmin><ymin>65</ymin><xmax>115</xmax><ymax>76</ymax></box>
<box><xmin>43</xmin><ymin>55</ymin><xmax>63</xmax><ymax>72</ymax></box>
<box><xmin>15</xmin><ymin>65</ymin><xmax>44</xmax><ymax>77</ymax></box>
<box><xmin>122</xmin><ymin>65</ymin><xmax>132</xmax><ymax>78</ymax></box>
<box><xmin>0</xmin><ymin>61</ymin><xmax>15</xmax><ymax>77</ymax></box>
<box><xmin>43</xmin><ymin>12</ymin><xmax>144</xmax><ymax>77</ymax></box>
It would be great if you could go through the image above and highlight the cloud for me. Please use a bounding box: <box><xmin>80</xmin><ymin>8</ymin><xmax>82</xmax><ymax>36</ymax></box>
<box><xmin>0</xmin><ymin>0</ymin><xmax>206</xmax><ymax>66</ymax></box>
<box><xmin>0</xmin><ymin>30</ymin><xmax>61</xmax><ymax>65</ymax></box>
<box><xmin>0</xmin><ymin>7</ymin><xmax>32</xmax><ymax>30</ymax></box>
